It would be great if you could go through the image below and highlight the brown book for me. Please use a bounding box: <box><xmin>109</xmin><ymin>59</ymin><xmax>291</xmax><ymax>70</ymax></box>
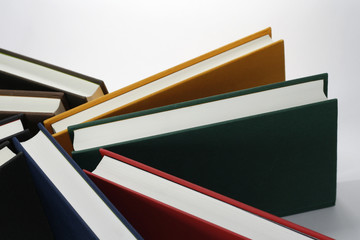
<box><xmin>0</xmin><ymin>90</ymin><xmax>68</xmax><ymax>134</ymax></box>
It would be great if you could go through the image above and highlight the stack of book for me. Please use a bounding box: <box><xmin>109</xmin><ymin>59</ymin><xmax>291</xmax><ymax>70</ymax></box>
<box><xmin>0</xmin><ymin>28</ymin><xmax>337</xmax><ymax>239</ymax></box>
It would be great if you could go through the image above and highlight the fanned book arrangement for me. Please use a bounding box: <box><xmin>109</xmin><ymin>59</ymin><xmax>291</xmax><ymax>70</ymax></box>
<box><xmin>0</xmin><ymin>28</ymin><xmax>337</xmax><ymax>239</ymax></box>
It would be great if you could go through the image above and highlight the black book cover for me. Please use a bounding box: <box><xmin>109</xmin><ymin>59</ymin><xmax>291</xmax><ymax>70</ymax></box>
<box><xmin>0</xmin><ymin>141</ymin><xmax>54</xmax><ymax>239</ymax></box>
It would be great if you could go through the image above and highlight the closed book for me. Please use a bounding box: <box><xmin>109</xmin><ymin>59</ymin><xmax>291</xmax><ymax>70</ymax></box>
<box><xmin>0</xmin><ymin>114</ymin><xmax>31</xmax><ymax>145</ymax></box>
<box><xmin>70</xmin><ymin>73</ymin><xmax>337</xmax><ymax>216</ymax></box>
<box><xmin>43</xmin><ymin>27</ymin><xmax>285</xmax><ymax>154</ymax></box>
<box><xmin>0</xmin><ymin>90</ymin><xmax>68</xmax><ymax>135</ymax></box>
<box><xmin>0</xmin><ymin>48</ymin><xmax>108</xmax><ymax>108</ymax></box>
<box><xmin>0</xmin><ymin>141</ymin><xmax>54</xmax><ymax>239</ymax></box>
<box><xmin>84</xmin><ymin>149</ymin><xmax>334</xmax><ymax>240</ymax></box>
<box><xmin>13</xmin><ymin>124</ymin><xmax>142</xmax><ymax>240</ymax></box>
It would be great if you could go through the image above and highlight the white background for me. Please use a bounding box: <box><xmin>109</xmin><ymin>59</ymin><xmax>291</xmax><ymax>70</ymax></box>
<box><xmin>1</xmin><ymin>0</ymin><xmax>359</xmax><ymax>238</ymax></box>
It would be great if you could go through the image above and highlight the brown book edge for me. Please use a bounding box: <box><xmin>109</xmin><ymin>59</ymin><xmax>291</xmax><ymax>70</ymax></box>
<box><xmin>0</xmin><ymin>89</ymin><xmax>69</xmax><ymax>110</ymax></box>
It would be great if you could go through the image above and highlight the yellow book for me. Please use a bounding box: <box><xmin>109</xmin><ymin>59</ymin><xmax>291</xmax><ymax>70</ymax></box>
<box><xmin>44</xmin><ymin>27</ymin><xmax>285</xmax><ymax>154</ymax></box>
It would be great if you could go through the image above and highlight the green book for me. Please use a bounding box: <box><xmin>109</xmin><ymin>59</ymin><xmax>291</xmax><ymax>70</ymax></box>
<box><xmin>69</xmin><ymin>73</ymin><xmax>337</xmax><ymax>217</ymax></box>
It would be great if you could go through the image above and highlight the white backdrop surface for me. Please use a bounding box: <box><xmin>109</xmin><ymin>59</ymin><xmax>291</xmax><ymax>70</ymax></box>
<box><xmin>1</xmin><ymin>1</ymin><xmax>359</xmax><ymax>239</ymax></box>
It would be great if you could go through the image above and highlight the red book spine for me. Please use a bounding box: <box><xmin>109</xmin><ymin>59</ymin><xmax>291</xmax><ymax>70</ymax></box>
<box><xmin>98</xmin><ymin>148</ymin><xmax>334</xmax><ymax>240</ymax></box>
<box><xmin>85</xmin><ymin>170</ymin><xmax>249</xmax><ymax>240</ymax></box>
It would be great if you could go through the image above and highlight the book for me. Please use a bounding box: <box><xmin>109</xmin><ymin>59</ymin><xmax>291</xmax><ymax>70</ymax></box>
<box><xmin>0</xmin><ymin>114</ymin><xmax>31</xmax><ymax>144</ymax></box>
<box><xmin>12</xmin><ymin>124</ymin><xmax>142</xmax><ymax>240</ymax></box>
<box><xmin>0</xmin><ymin>48</ymin><xmax>108</xmax><ymax>108</ymax></box>
<box><xmin>43</xmin><ymin>27</ymin><xmax>285</xmax><ymax>154</ymax></box>
<box><xmin>84</xmin><ymin>149</ymin><xmax>334</xmax><ymax>240</ymax></box>
<box><xmin>0</xmin><ymin>90</ymin><xmax>68</xmax><ymax>134</ymax></box>
<box><xmin>0</xmin><ymin>141</ymin><xmax>54</xmax><ymax>239</ymax></box>
<box><xmin>70</xmin><ymin>73</ymin><xmax>338</xmax><ymax>216</ymax></box>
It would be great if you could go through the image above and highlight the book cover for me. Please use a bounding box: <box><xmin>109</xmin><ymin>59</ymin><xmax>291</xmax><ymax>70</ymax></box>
<box><xmin>0</xmin><ymin>114</ymin><xmax>31</xmax><ymax>144</ymax></box>
<box><xmin>71</xmin><ymin>74</ymin><xmax>337</xmax><ymax>217</ymax></box>
<box><xmin>0</xmin><ymin>141</ymin><xmax>54</xmax><ymax>239</ymax></box>
<box><xmin>0</xmin><ymin>90</ymin><xmax>68</xmax><ymax>135</ymax></box>
<box><xmin>0</xmin><ymin>48</ymin><xmax>108</xmax><ymax>108</ymax></box>
<box><xmin>12</xmin><ymin>124</ymin><xmax>142</xmax><ymax>240</ymax></box>
<box><xmin>84</xmin><ymin>149</ymin><xmax>334</xmax><ymax>240</ymax></box>
<box><xmin>43</xmin><ymin>27</ymin><xmax>285</xmax><ymax>154</ymax></box>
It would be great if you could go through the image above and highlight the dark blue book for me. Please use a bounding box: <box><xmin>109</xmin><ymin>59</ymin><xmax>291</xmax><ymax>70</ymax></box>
<box><xmin>13</xmin><ymin>124</ymin><xmax>142</xmax><ymax>240</ymax></box>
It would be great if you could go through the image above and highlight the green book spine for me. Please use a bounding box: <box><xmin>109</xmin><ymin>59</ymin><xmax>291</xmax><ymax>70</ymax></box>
<box><xmin>72</xmin><ymin>98</ymin><xmax>337</xmax><ymax>217</ymax></box>
<box><xmin>68</xmin><ymin>73</ymin><xmax>329</xmax><ymax>140</ymax></box>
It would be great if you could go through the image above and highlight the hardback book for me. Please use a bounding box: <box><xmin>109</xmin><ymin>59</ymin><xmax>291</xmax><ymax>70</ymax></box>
<box><xmin>0</xmin><ymin>141</ymin><xmax>54</xmax><ymax>239</ymax></box>
<box><xmin>0</xmin><ymin>90</ymin><xmax>68</xmax><ymax>134</ymax></box>
<box><xmin>0</xmin><ymin>48</ymin><xmax>108</xmax><ymax>108</ymax></box>
<box><xmin>43</xmin><ymin>27</ymin><xmax>285</xmax><ymax>154</ymax></box>
<box><xmin>84</xmin><ymin>149</ymin><xmax>334</xmax><ymax>240</ymax></box>
<box><xmin>69</xmin><ymin>73</ymin><xmax>338</xmax><ymax>217</ymax></box>
<box><xmin>12</xmin><ymin>124</ymin><xmax>142</xmax><ymax>240</ymax></box>
<box><xmin>0</xmin><ymin>114</ymin><xmax>31</xmax><ymax>145</ymax></box>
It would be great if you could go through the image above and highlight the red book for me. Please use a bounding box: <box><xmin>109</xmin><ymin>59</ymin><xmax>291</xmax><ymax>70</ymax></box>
<box><xmin>84</xmin><ymin>149</ymin><xmax>334</xmax><ymax>240</ymax></box>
